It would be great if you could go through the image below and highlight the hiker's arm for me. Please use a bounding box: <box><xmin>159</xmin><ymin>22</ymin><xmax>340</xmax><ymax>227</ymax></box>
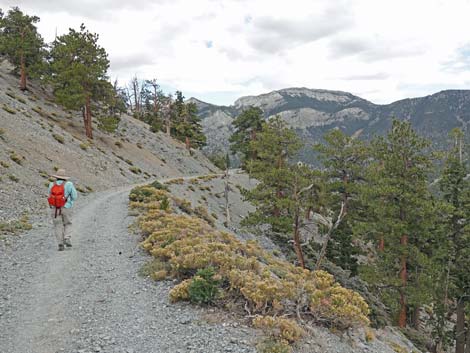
<box><xmin>68</xmin><ymin>183</ymin><xmax>78</xmax><ymax>201</ymax></box>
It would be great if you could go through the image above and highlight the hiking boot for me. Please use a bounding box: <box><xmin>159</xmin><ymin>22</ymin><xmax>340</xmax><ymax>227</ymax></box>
<box><xmin>64</xmin><ymin>239</ymin><xmax>72</xmax><ymax>248</ymax></box>
<box><xmin>58</xmin><ymin>244</ymin><xmax>64</xmax><ymax>251</ymax></box>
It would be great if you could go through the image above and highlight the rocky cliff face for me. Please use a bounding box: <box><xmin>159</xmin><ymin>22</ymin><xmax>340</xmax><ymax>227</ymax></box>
<box><xmin>196</xmin><ymin>88</ymin><xmax>470</xmax><ymax>163</ymax></box>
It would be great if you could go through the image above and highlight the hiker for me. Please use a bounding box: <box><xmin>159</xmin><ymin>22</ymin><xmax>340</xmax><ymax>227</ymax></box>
<box><xmin>48</xmin><ymin>169</ymin><xmax>78</xmax><ymax>251</ymax></box>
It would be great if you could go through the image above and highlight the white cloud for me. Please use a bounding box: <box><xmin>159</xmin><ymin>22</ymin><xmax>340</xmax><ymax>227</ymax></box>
<box><xmin>2</xmin><ymin>0</ymin><xmax>470</xmax><ymax>105</ymax></box>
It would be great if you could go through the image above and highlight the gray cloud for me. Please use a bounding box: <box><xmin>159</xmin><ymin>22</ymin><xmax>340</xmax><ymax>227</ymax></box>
<box><xmin>7</xmin><ymin>0</ymin><xmax>165</xmax><ymax>19</ymax></box>
<box><xmin>110</xmin><ymin>53</ymin><xmax>155</xmax><ymax>71</ymax></box>
<box><xmin>340</xmin><ymin>72</ymin><xmax>389</xmax><ymax>80</ymax></box>
<box><xmin>246</xmin><ymin>7</ymin><xmax>353</xmax><ymax>55</ymax></box>
<box><xmin>329</xmin><ymin>37</ymin><xmax>424</xmax><ymax>61</ymax></box>
<box><xmin>442</xmin><ymin>43</ymin><xmax>470</xmax><ymax>73</ymax></box>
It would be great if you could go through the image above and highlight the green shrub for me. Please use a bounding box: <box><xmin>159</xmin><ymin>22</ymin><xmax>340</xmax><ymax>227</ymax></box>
<box><xmin>10</xmin><ymin>153</ymin><xmax>23</xmax><ymax>165</ymax></box>
<box><xmin>2</xmin><ymin>105</ymin><xmax>16</xmax><ymax>114</ymax></box>
<box><xmin>208</xmin><ymin>153</ymin><xmax>228</xmax><ymax>170</ymax></box>
<box><xmin>160</xmin><ymin>196</ymin><xmax>170</xmax><ymax>211</ymax></box>
<box><xmin>256</xmin><ymin>339</ymin><xmax>291</xmax><ymax>353</ymax></box>
<box><xmin>136</xmin><ymin>142</ymin><xmax>143</xmax><ymax>149</ymax></box>
<box><xmin>125</xmin><ymin>159</ymin><xmax>133</xmax><ymax>165</ymax></box>
<box><xmin>32</xmin><ymin>106</ymin><xmax>48</xmax><ymax>118</ymax></box>
<box><xmin>5</xmin><ymin>91</ymin><xmax>16</xmax><ymax>99</ymax></box>
<box><xmin>8</xmin><ymin>174</ymin><xmax>19</xmax><ymax>182</ymax></box>
<box><xmin>0</xmin><ymin>161</ymin><xmax>10</xmax><ymax>168</ymax></box>
<box><xmin>115</xmin><ymin>141</ymin><xmax>123</xmax><ymax>148</ymax></box>
<box><xmin>0</xmin><ymin>215</ymin><xmax>32</xmax><ymax>235</ymax></box>
<box><xmin>52</xmin><ymin>134</ymin><xmax>65</xmax><ymax>144</ymax></box>
<box><xmin>76</xmin><ymin>186</ymin><xmax>86</xmax><ymax>193</ymax></box>
<box><xmin>79</xmin><ymin>142</ymin><xmax>89</xmax><ymax>150</ymax></box>
<box><xmin>0</xmin><ymin>128</ymin><xmax>4</xmax><ymax>139</ymax></box>
<box><xmin>150</xmin><ymin>180</ymin><xmax>169</xmax><ymax>191</ymax></box>
<box><xmin>129</xmin><ymin>166</ymin><xmax>142</xmax><ymax>174</ymax></box>
<box><xmin>98</xmin><ymin>115</ymin><xmax>120</xmax><ymax>133</ymax></box>
<box><xmin>16</xmin><ymin>96</ymin><xmax>26</xmax><ymax>104</ymax></box>
<box><xmin>188</xmin><ymin>267</ymin><xmax>220</xmax><ymax>305</ymax></box>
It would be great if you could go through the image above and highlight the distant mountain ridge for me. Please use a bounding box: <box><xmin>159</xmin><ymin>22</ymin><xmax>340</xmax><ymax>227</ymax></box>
<box><xmin>191</xmin><ymin>88</ymin><xmax>470</xmax><ymax>163</ymax></box>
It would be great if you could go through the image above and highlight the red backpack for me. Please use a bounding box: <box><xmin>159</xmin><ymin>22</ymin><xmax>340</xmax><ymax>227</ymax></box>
<box><xmin>48</xmin><ymin>182</ymin><xmax>67</xmax><ymax>208</ymax></box>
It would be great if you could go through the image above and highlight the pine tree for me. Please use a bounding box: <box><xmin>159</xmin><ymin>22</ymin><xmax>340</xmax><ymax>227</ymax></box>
<box><xmin>313</xmin><ymin>129</ymin><xmax>368</xmax><ymax>275</ymax></box>
<box><xmin>439</xmin><ymin>128</ymin><xmax>470</xmax><ymax>353</ymax></box>
<box><xmin>242</xmin><ymin>116</ymin><xmax>313</xmax><ymax>267</ymax></box>
<box><xmin>229</xmin><ymin>106</ymin><xmax>264</xmax><ymax>169</ymax></box>
<box><xmin>0</xmin><ymin>7</ymin><xmax>45</xmax><ymax>90</ymax></box>
<box><xmin>171</xmin><ymin>91</ymin><xmax>206</xmax><ymax>150</ymax></box>
<box><xmin>49</xmin><ymin>24</ymin><xmax>110</xmax><ymax>139</ymax></box>
<box><xmin>357</xmin><ymin>119</ymin><xmax>435</xmax><ymax>328</ymax></box>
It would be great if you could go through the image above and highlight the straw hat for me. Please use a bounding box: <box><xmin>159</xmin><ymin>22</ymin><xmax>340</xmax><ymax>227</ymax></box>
<box><xmin>51</xmin><ymin>168</ymin><xmax>70</xmax><ymax>180</ymax></box>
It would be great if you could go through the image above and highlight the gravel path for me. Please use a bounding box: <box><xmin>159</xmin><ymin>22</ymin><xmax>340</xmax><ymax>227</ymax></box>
<box><xmin>0</xmin><ymin>182</ymin><xmax>257</xmax><ymax>353</ymax></box>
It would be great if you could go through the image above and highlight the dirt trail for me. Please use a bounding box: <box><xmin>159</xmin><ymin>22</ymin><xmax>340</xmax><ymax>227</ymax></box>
<box><xmin>0</xmin><ymin>178</ymin><xmax>256</xmax><ymax>353</ymax></box>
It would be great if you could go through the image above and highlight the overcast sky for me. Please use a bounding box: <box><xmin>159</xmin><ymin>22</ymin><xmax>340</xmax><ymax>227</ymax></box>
<box><xmin>2</xmin><ymin>0</ymin><xmax>470</xmax><ymax>105</ymax></box>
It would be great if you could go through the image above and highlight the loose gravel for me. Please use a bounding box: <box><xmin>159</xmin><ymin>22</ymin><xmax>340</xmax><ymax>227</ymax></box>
<box><xmin>0</xmin><ymin>184</ymin><xmax>258</xmax><ymax>353</ymax></box>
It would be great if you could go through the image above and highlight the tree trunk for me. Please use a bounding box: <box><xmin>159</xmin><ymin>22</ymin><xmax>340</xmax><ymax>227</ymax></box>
<box><xmin>153</xmin><ymin>87</ymin><xmax>158</xmax><ymax>114</ymax></box>
<box><xmin>398</xmin><ymin>234</ymin><xmax>408</xmax><ymax>328</ymax></box>
<box><xmin>224</xmin><ymin>169</ymin><xmax>231</xmax><ymax>226</ymax></box>
<box><xmin>378</xmin><ymin>236</ymin><xmax>385</xmax><ymax>251</ymax></box>
<box><xmin>464</xmin><ymin>318</ymin><xmax>470</xmax><ymax>353</ymax></box>
<box><xmin>456</xmin><ymin>299</ymin><xmax>466</xmax><ymax>353</ymax></box>
<box><xmin>305</xmin><ymin>207</ymin><xmax>312</xmax><ymax>220</ymax></box>
<box><xmin>342</xmin><ymin>173</ymin><xmax>349</xmax><ymax>214</ymax></box>
<box><xmin>185</xmin><ymin>136</ymin><xmax>190</xmax><ymax>151</ymax></box>
<box><xmin>412</xmin><ymin>305</ymin><xmax>421</xmax><ymax>329</ymax></box>
<box><xmin>165</xmin><ymin>112</ymin><xmax>171</xmax><ymax>135</ymax></box>
<box><xmin>20</xmin><ymin>52</ymin><xmax>27</xmax><ymax>91</ymax></box>
<box><xmin>19</xmin><ymin>30</ymin><xmax>27</xmax><ymax>91</ymax></box>
<box><xmin>85</xmin><ymin>96</ymin><xmax>93</xmax><ymax>139</ymax></box>
<box><xmin>293</xmin><ymin>213</ymin><xmax>305</xmax><ymax>268</ymax></box>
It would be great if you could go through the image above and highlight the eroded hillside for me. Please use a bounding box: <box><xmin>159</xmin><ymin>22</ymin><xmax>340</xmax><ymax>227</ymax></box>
<box><xmin>0</xmin><ymin>60</ymin><xmax>217</xmax><ymax>222</ymax></box>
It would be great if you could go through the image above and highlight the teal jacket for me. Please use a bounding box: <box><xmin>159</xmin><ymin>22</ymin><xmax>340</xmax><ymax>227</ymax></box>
<box><xmin>48</xmin><ymin>180</ymin><xmax>78</xmax><ymax>209</ymax></box>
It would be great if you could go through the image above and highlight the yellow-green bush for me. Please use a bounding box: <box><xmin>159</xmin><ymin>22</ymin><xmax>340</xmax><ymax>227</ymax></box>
<box><xmin>52</xmin><ymin>134</ymin><xmax>65</xmax><ymax>144</ymax></box>
<box><xmin>165</xmin><ymin>178</ymin><xmax>184</xmax><ymax>185</ymax></box>
<box><xmin>169</xmin><ymin>279</ymin><xmax>192</xmax><ymax>302</ymax></box>
<box><xmin>256</xmin><ymin>338</ymin><xmax>292</xmax><ymax>353</ymax></box>
<box><xmin>253</xmin><ymin>316</ymin><xmax>305</xmax><ymax>343</ymax></box>
<box><xmin>2</xmin><ymin>104</ymin><xmax>16</xmax><ymax>114</ymax></box>
<box><xmin>193</xmin><ymin>205</ymin><xmax>215</xmax><ymax>226</ymax></box>
<box><xmin>130</xmin><ymin>183</ymin><xmax>370</xmax><ymax>345</ymax></box>
<box><xmin>10</xmin><ymin>152</ymin><xmax>23</xmax><ymax>165</ymax></box>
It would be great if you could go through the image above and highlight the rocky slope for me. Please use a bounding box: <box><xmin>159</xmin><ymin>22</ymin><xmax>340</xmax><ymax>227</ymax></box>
<box><xmin>194</xmin><ymin>88</ymin><xmax>470</xmax><ymax>163</ymax></box>
<box><xmin>0</xmin><ymin>60</ymin><xmax>217</xmax><ymax>223</ymax></box>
